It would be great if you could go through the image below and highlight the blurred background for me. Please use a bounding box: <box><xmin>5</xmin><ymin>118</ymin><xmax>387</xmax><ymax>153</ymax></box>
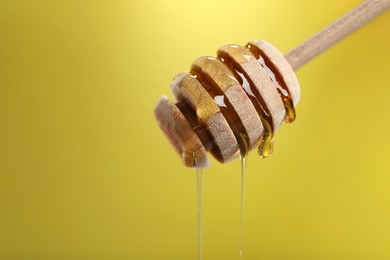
<box><xmin>1</xmin><ymin>0</ymin><xmax>389</xmax><ymax>259</ymax></box>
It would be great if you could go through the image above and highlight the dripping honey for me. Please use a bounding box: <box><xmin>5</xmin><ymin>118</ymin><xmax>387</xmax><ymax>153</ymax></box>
<box><xmin>172</xmin><ymin>43</ymin><xmax>297</xmax><ymax>162</ymax></box>
<box><xmin>217</xmin><ymin>49</ymin><xmax>275</xmax><ymax>158</ymax></box>
<box><xmin>175</xmin><ymin>100</ymin><xmax>216</xmax><ymax>166</ymax></box>
<box><xmin>196</xmin><ymin>168</ymin><xmax>204</xmax><ymax>260</ymax></box>
<box><xmin>190</xmin><ymin>65</ymin><xmax>250</xmax><ymax>157</ymax></box>
<box><xmin>238</xmin><ymin>133</ymin><xmax>249</xmax><ymax>259</ymax></box>
<box><xmin>246</xmin><ymin>43</ymin><xmax>296</xmax><ymax>124</ymax></box>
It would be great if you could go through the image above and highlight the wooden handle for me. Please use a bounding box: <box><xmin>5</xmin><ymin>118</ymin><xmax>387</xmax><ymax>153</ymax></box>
<box><xmin>285</xmin><ymin>0</ymin><xmax>390</xmax><ymax>71</ymax></box>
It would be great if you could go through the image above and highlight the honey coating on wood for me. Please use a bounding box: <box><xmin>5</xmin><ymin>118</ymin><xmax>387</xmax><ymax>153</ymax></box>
<box><xmin>191</xmin><ymin>56</ymin><xmax>263</xmax><ymax>155</ymax></box>
<box><xmin>246</xmin><ymin>42</ymin><xmax>297</xmax><ymax>123</ymax></box>
<box><xmin>218</xmin><ymin>44</ymin><xmax>285</xmax><ymax>129</ymax></box>
<box><xmin>154</xmin><ymin>39</ymin><xmax>300</xmax><ymax>167</ymax></box>
<box><xmin>175</xmin><ymin>100</ymin><xmax>213</xmax><ymax>151</ymax></box>
<box><xmin>171</xmin><ymin>72</ymin><xmax>239</xmax><ymax>163</ymax></box>
<box><xmin>154</xmin><ymin>97</ymin><xmax>210</xmax><ymax>168</ymax></box>
<box><xmin>217</xmin><ymin>44</ymin><xmax>279</xmax><ymax>158</ymax></box>
<box><xmin>230</xmin><ymin>66</ymin><xmax>275</xmax><ymax>153</ymax></box>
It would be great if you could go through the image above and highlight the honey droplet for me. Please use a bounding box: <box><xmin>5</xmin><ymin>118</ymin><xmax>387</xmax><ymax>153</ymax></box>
<box><xmin>181</xmin><ymin>150</ymin><xmax>197</xmax><ymax>167</ymax></box>
<box><xmin>257</xmin><ymin>134</ymin><xmax>274</xmax><ymax>159</ymax></box>
<box><xmin>282</xmin><ymin>97</ymin><xmax>296</xmax><ymax>124</ymax></box>
<box><xmin>257</xmin><ymin>119</ymin><xmax>274</xmax><ymax>159</ymax></box>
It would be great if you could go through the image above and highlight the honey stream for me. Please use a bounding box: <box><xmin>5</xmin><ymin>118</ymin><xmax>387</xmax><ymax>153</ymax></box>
<box><xmin>196</xmin><ymin>169</ymin><xmax>204</xmax><ymax>260</ymax></box>
<box><xmin>239</xmin><ymin>134</ymin><xmax>249</xmax><ymax>260</ymax></box>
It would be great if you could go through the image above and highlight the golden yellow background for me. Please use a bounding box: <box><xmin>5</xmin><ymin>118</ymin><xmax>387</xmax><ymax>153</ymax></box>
<box><xmin>1</xmin><ymin>0</ymin><xmax>389</xmax><ymax>259</ymax></box>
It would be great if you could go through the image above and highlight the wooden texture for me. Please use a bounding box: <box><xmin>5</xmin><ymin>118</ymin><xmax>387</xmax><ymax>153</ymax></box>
<box><xmin>218</xmin><ymin>44</ymin><xmax>286</xmax><ymax>130</ymax></box>
<box><xmin>191</xmin><ymin>56</ymin><xmax>263</xmax><ymax>150</ymax></box>
<box><xmin>171</xmin><ymin>72</ymin><xmax>239</xmax><ymax>163</ymax></box>
<box><xmin>249</xmin><ymin>40</ymin><xmax>300</xmax><ymax>107</ymax></box>
<box><xmin>154</xmin><ymin>96</ymin><xmax>210</xmax><ymax>168</ymax></box>
<box><xmin>285</xmin><ymin>0</ymin><xmax>390</xmax><ymax>70</ymax></box>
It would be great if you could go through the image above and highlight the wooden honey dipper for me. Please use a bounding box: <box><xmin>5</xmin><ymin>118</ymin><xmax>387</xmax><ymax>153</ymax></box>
<box><xmin>154</xmin><ymin>0</ymin><xmax>390</xmax><ymax>169</ymax></box>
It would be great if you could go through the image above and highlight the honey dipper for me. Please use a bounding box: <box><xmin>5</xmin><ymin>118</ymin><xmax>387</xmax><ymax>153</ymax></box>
<box><xmin>154</xmin><ymin>0</ymin><xmax>390</xmax><ymax>169</ymax></box>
